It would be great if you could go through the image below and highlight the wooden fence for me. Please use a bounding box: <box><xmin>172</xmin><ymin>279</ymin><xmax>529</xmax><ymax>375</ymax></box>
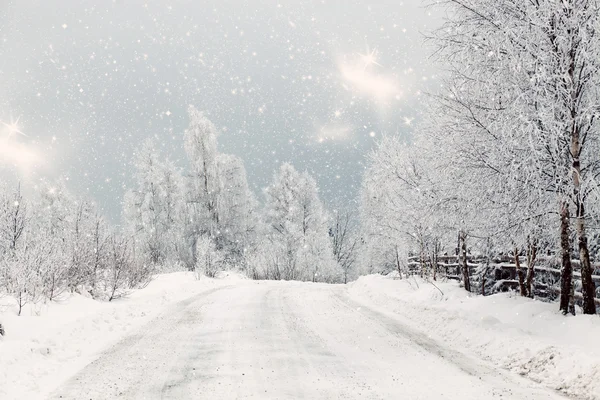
<box><xmin>407</xmin><ymin>254</ymin><xmax>600</xmax><ymax>305</ymax></box>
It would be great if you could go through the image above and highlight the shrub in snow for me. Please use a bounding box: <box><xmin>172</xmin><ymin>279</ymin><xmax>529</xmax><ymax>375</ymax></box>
<box><xmin>2</xmin><ymin>240</ymin><xmax>49</xmax><ymax>315</ymax></box>
<box><xmin>127</xmin><ymin>259</ymin><xmax>155</xmax><ymax>290</ymax></box>
<box><xmin>194</xmin><ymin>236</ymin><xmax>224</xmax><ymax>279</ymax></box>
<box><xmin>104</xmin><ymin>235</ymin><xmax>136</xmax><ymax>302</ymax></box>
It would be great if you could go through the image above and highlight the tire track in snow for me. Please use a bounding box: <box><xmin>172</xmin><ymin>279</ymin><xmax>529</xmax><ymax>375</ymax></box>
<box><xmin>48</xmin><ymin>285</ymin><xmax>234</xmax><ymax>400</ymax></box>
<box><xmin>335</xmin><ymin>289</ymin><xmax>570</xmax><ymax>399</ymax></box>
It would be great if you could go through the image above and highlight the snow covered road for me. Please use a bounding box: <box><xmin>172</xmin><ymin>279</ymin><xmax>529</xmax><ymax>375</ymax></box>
<box><xmin>49</xmin><ymin>281</ymin><xmax>566</xmax><ymax>400</ymax></box>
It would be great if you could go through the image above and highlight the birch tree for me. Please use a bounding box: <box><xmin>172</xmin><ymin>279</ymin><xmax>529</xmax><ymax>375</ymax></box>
<box><xmin>330</xmin><ymin>209</ymin><xmax>359</xmax><ymax>283</ymax></box>
<box><xmin>124</xmin><ymin>139</ymin><xmax>185</xmax><ymax>268</ymax></box>
<box><xmin>215</xmin><ymin>153</ymin><xmax>258</xmax><ymax>261</ymax></box>
<box><xmin>428</xmin><ymin>0</ymin><xmax>600</xmax><ymax>313</ymax></box>
<box><xmin>263</xmin><ymin>163</ymin><xmax>340</xmax><ymax>282</ymax></box>
<box><xmin>184</xmin><ymin>106</ymin><xmax>220</xmax><ymax>256</ymax></box>
<box><xmin>183</xmin><ymin>106</ymin><xmax>257</xmax><ymax>270</ymax></box>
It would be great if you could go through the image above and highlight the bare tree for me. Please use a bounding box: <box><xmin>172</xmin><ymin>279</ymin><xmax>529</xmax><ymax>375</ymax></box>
<box><xmin>331</xmin><ymin>209</ymin><xmax>359</xmax><ymax>284</ymax></box>
<box><xmin>106</xmin><ymin>235</ymin><xmax>134</xmax><ymax>302</ymax></box>
<box><xmin>0</xmin><ymin>184</ymin><xmax>27</xmax><ymax>252</ymax></box>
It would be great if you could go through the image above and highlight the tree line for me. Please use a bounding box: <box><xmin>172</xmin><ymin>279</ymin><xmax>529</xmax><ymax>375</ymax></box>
<box><xmin>0</xmin><ymin>182</ymin><xmax>148</xmax><ymax>316</ymax></box>
<box><xmin>122</xmin><ymin>106</ymin><xmax>357</xmax><ymax>283</ymax></box>
<box><xmin>0</xmin><ymin>106</ymin><xmax>361</xmax><ymax>316</ymax></box>
<box><xmin>360</xmin><ymin>0</ymin><xmax>600</xmax><ymax>315</ymax></box>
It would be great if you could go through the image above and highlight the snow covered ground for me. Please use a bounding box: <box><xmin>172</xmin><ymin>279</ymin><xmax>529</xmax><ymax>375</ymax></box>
<box><xmin>348</xmin><ymin>274</ymin><xmax>600</xmax><ymax>400</ymax></box>
<box><xmin>0</xmin><ymin>272</ymin><xmax>241</xmax><ymax>400</ymax></box>
<box><xmin>48</xmin><ymin>279</ymin><xmax>563</xmax><ymax>400</ymax></box>
<box><xmin>1</xmin><ymin>272</ymin><xmax>596</xmax><ymax>399</ymax></box>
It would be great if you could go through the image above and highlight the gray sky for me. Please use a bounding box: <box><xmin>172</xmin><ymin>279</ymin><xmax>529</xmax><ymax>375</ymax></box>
<box><xmin>0</xmin><ymin>0</ymin><xmax>442</xmax><ymax>221</ymax></box>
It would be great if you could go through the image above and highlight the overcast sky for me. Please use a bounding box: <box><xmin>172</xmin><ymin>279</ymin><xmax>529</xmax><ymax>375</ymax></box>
<box><xmin>0</xmin><ymin>0</ymin><xmax>442</xmax><ymax>221</ymax></box>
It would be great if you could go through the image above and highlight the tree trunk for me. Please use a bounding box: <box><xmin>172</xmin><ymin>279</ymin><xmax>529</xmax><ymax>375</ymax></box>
<box><xmin>515</xmin><ymin>247</ymin><xmax>526</xmax><ymax>297</ymax></box>
<box><xmin>431</xmin><ymin>239</ymin><xmax>440</xmax><ymax>281</ymax></box>
<box><xmin>482</xmin><ymin>237</ymin><xmax>491</xmax><ymax>296</ymax></box>
<box><xmin>419</xmin><ymin>234</ymin><xmax>426</xmax><ymax>278</ymax></box>
<box><xmin>566</xmin><ymin>20</ymin><xmax>595</xmax><ymax>314</ymax></box>
<box><xmin>395</xmin><ymin>246</ymin><xmax>403</xmax><ymax>279</ymax></box>
<box><xmin>559</xmin><ymin>202</ymin><xmax>575</xmax><ymax>315</ymax></box>
<box><xmin>17</xmin><ymin>291</ymin><xmax>24</xmax><ymax>316</ymax></box>
<box><xmin>576</xmin><ymin>203</ymin><xmax>596</xmax><ymax>314</ymax></box>
<box><xmin>525</xmin><ymin>237</ymin><xmax>537</xmax><ymax>298</ymax></box>
<box><xmin>460</xmin><ymin>231</ymin><xmax>471</xmax><ymax>292</ymax></box>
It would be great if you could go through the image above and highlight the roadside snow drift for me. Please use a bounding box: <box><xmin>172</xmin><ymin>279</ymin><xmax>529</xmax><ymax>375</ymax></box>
<box><xmin>348</xmin><ymin>274</ymin><xmax>600</xmax><ymax>400</ymax></box>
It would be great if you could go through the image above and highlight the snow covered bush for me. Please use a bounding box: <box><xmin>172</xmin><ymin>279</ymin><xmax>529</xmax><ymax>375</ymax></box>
<box><xmin>104</xmin><ymin>235</ymin><xmax>136</xmax><ymax>302</ymax></box>
<box><xmin>3</xmin><ymin>250</ymin><xmax>40</xmax><ymax>316</ymax></box>
<box><xmin>0</xmin><ymin>182</ymin><xmax>159</xmax><ymax>312</ymax></box>
<box><xmin>194</xmin><ymin>236</ymin><xmax>224</xmax><ymax>279</ymax></box>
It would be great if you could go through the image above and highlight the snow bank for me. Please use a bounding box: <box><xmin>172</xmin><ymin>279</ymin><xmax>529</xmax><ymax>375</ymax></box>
<box><xmin>0</xmin><ymin>272</ymin><xmax>234</xmax><ymax>400</ymax></box>
<box><xmin>348</xmin><ymin>274</ymin><xmax>600</xmax><ymax>400</ymax></box>
<box><xmin>215</xmin><ymin>269</ymin><xmax>249</xmax><ymax>280</ymax></box>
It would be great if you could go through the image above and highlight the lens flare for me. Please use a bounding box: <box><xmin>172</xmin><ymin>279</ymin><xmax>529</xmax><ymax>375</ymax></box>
<box><xmin>1</xmin><ymin>116</ymin><xmax>27</xmax><ymax>138</ymax></box>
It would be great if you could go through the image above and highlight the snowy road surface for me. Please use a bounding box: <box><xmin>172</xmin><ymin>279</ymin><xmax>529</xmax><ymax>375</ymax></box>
<box><xmin>50</xmin><ymin>281</ymin><xmax>566</xmax><ymax>400</ymax></box>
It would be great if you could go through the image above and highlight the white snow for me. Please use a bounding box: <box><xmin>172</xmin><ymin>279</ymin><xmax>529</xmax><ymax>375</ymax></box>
<box><xmin>47</xmin><ymin>279</ymin><xmax>566</xmax><ymax>400</ymax></box>
<box><xmin>1</xmin><ymin>272</ymin><xmax>597</xmax><ymax>399</ymax></box>
<box><xmin>0</xmin><ymin>272</ymin><xmax>235</xmax><ymax>400</ymax></box>
<box><xmin>348</xmin><ymin>274</ymin><xmax>600</xmax><ymax>400</ymax></box>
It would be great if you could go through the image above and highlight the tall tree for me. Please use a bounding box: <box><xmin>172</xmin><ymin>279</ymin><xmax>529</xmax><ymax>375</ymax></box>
<box><xmin>428</xmin><ymin>0</ymin><xmax>600</xmax><ymax>312</ymax></box>
<box><xmin>330</xmin><ymin>209</ymin><xmax>359</xmax><ymax>284</ymax></box>
<box><xmin>183</xmin><ymin>106</ymin><xmax>257</xmax><ymax>270</ymax></box>
<box><xmin>215</xmin><ymin>153</ymin><xmax>258</xmax><ymax>260</ymax></box>
<box><xmin>124</xmin><ymin>139</ymin><xmax>185</xmax><ymax>268</ymax></box>
<box><xmin>184</xmin><ymin>106</ymin><xmax>220</xmax><ymax>250</ymax></box>
<box><xmin>263</xmin><ymin>163</ymin><xmax>340</xmax><ymax>282</ymax></box>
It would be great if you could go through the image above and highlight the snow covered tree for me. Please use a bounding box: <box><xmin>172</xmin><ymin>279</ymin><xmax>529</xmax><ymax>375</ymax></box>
<box><xmin>33</xmin><ymin>179</ymin><xmax>73</xmax><ymax>300</ymax></box>
<box><xmin>104</xmin><ymin>234</ymin><xmax>136</xmax><ymax>302</ymax></box>
<box><xmin>183</xmin><ymin>106</ymin><xmax>257</xmax><ymax>269</ymax></box>
<box><xmin>194</xmin><ymin>236</ymin><xmax>224</xmax><ymax>279</ymax></box>
<box><xmin>330</xmin><ymin>209</ymin><xmax>359</xmax><ymax>284</ymax></box>
<box><xmin>184</xmin><ymin>106</ymin><xmax>220</xmax><ymax>260</ymax></box>
<box><xmin>360</xmin><ymin>135</ymin><xmax>450</xmax><ymax>281</ymax></box>
<box><xmin>0</xmin><ymin>185</ymin><xmax>38</xmax><ymax>314</ymax></box>
<box><xmin>0</xmin><ymin>184</ymin><xmax>27</xmax><ymax>252</ymax></box>
<box><xmin>0</xmin><ymin>183</ymin><xmax>71</xmax><ymax>312</ymax></box>
<box><xmin>215</xmin><ymin>153</ymin><xmax>258</xmax><ymax>262</ymax></box>
<box><xmin>262</xmin><ymin>163</ymin><xmax>340</xmax><ymax>282</ymax></box>
<box><xmin>124</xmin><ymin>139</ymin><xmax>185</xmax><ymax>269</ymax></box>
<box><xmin>66</xmin><ymin>201</ymin><xmax>105</xmax><ymax>294</ymax></box>
<box><xmin>428</xmin><ymin>0</ymin><xmax>600</xmax><ymax>314</ymax></box>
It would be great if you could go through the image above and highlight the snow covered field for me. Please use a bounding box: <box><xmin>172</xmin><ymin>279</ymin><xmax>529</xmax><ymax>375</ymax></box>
<box><xmin>349</xmin><ymin>274</ymin><xmax>600</xmax><ymax>400</ymax></box>
<box><xmin>2</xmin><ymin>271</ymin><xmax>594</xmax><ymax>399</ymax></box>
